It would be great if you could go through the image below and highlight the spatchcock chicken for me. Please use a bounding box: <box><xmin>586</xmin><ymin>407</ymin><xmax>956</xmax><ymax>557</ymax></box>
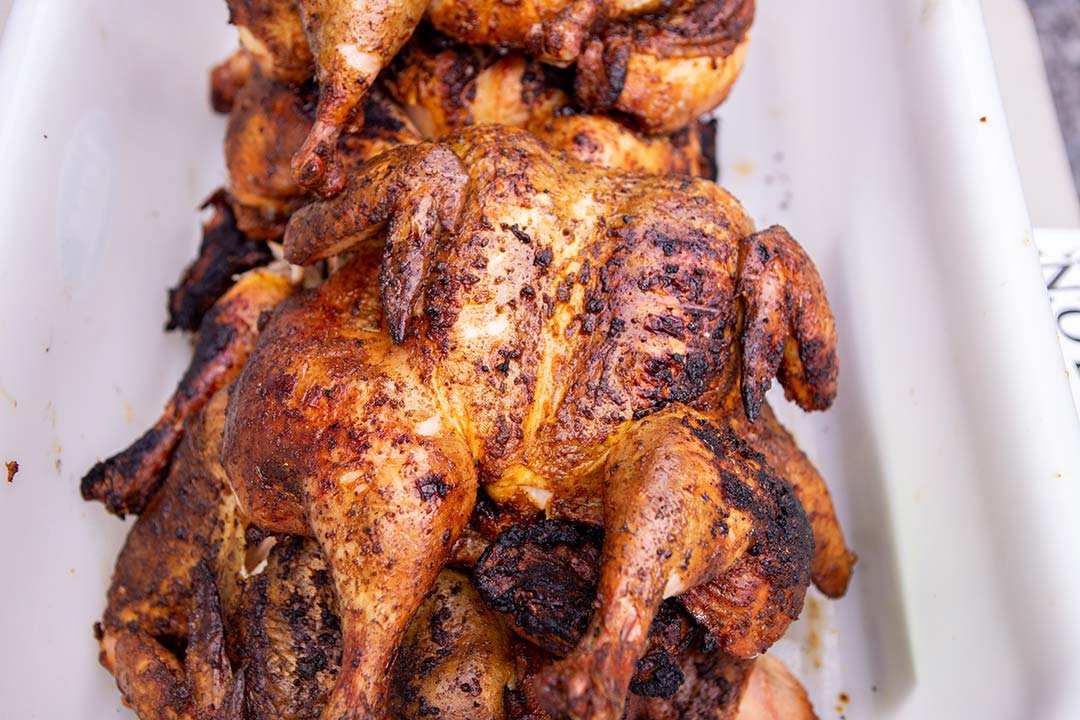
<box><xmin>220</xmin><ymin>124</ymin><xmax>849</xmax><ymax>720</ymax></box>
<box><xmin>222</xmin><ymin>0</ymin><xmax>752</xmax><ymax>196</ymax></box>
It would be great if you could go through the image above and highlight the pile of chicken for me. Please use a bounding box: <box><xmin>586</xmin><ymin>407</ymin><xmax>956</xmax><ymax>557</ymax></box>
<box><xmin>81</xmin><ymin>1</ymin><xmax>856</xmax><ymax>719</ymax></box>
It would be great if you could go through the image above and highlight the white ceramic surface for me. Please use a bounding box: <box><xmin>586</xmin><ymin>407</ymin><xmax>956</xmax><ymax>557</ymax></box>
<box><xmin>2</xmin><ymin>1</ymin><xmax>1079</xmax><ymax>719</ymax></box>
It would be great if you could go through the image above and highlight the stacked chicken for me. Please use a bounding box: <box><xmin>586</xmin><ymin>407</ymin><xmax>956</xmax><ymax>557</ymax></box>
<box><xmin>81</xmin><ymin>1</ymin><xmax>856</xmax><ymax>719</ymax></box>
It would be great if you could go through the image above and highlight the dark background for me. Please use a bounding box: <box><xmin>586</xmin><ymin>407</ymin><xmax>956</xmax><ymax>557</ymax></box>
<box><xmin>1029</xmin><ymin>0</ymin><xmax>1080</xmax><ymax>202</ymax></box>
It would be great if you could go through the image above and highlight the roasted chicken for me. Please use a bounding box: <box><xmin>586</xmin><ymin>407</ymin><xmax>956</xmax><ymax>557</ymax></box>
<box><xmin>84</xmin><ymin>4</ymin><xmax>855</xmax><ymax>717</ymax></box>
<box><xmin>222</xmin><ymin>124</ymin><xmax>836</xmax><ymax>719</ymax></box>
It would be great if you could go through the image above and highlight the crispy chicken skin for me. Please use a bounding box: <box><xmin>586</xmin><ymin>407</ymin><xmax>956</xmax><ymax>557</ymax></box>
<box><xmin>223</xmin><ymin>125</ymin><xmax>836</xmax><ymax>720</ymax></box>
<box><xmin>576</xmin><ymin>0</ymin><xmax>754</xmax><ymax>133</ymax></box>
<box><xmin>80</xmin><ymin>269</ymin><xmax>293</xmax><ymax>516</ymax></box>
<box><xmin>390</xmin><ymin>570</ymin><xmax>517</xmax><ymax>720</ymax></box>
<box><xmin>383</xmin><ymin>32</ymin><xmax>571</xmax><ymax>141</ymax></box>
<box><xmin>225</xmin><ymin>73</ymin><xmax>318</xmax><ymax>239</ymax></box>
<box><xmin>291</xmin><ymin>0</ymin><xmax>429</xmax><ymax>196</ymax></box>
<box><xmin>240</xmin><ymin>539</ymin><xmax>516</xmax><ymax>720</ymax></box>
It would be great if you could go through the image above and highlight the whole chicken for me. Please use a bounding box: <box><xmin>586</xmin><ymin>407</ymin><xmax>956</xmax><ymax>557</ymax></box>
<box><xmin>223</xmin><ymin>124</ymin><xmax>837</xmax><ymax>720</ymax></box>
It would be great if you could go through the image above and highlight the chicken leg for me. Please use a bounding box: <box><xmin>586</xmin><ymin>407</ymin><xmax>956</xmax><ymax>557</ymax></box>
<box><xmin>535</xmin><ymin>406</ymin><xmax>812</xmax><ymax>720</ymax></box>
<box><xmin>291</xmin><ymin>0</ymin><xmax>428</xmax><ymax>196</ymax></box>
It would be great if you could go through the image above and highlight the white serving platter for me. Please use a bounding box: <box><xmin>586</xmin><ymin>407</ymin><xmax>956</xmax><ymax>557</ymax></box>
<box><xmin>2</xmin><ymin>1</ymin><xmax>1079</xmax><ymax>718</ymax></box>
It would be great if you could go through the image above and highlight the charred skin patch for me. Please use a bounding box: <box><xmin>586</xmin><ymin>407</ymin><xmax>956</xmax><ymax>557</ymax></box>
<box><xmin>167</xmin><ymin>192</ymin><xmax>274</xmax><ymax>332</ymax></box>
<box><xmin>473</xmin><ymin>519</ymin><xmax>701</xmax><ymax>699</ymax></box>
<box><xmin>473</xmin><ymin>520</ymin><xmax>604</xmax><ymax>656</ymax></box>
<box><xmin>679</xmin><ymin>416</ymin><xmax>814</xmax><ymax>657</ymax></box>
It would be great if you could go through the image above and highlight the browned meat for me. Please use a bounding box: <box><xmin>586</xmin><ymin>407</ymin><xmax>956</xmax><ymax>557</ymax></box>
<box><xmin>167</xmin><ymin>191</ymin><xmax>274</xmax><ymax>332</ymax></box>
<box><xmin>576</xmin><ymin>0</ymin><xmax>754</xmax><ymax>133</ymax></box>
<box><xmin>223</xmin><ymin>125</ymin><xmax>835</xmax><ymax>720</ymax></box>
<box><xmin>81</xmin><ymin>269</ymin><xmax>293</xmax><ymax>516</ymax></box>
<box><xmin>239</xmin><ymin>536</ymin><xmax>343</xmax><ymax>720</ymax></box>
<box><xmin>210</xmin><ymin>49</ymin><xmax>255</xmax><ymax>113</ymax></box>
<box><xmin>390</xmin><ymin>569</ymin><xmax>516</xmax><ymax>720</ymax></box>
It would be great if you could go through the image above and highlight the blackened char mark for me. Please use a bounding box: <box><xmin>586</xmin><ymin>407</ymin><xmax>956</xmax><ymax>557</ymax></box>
<box><xmin>167</xmin><ymin>191</ymin><xmax>273</xmax><ymax>332</ymax></box>
<box><xmin>473</xmin><ymin>519</ymin><xmax>701</xmax><ymax>699</ymax></box>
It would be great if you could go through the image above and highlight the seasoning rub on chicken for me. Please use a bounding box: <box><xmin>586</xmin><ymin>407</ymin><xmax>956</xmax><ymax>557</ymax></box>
<box><xmin>223</xmin><ymin>124</ymin><xmax>843</xmax><ymax>720</ymax></box>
